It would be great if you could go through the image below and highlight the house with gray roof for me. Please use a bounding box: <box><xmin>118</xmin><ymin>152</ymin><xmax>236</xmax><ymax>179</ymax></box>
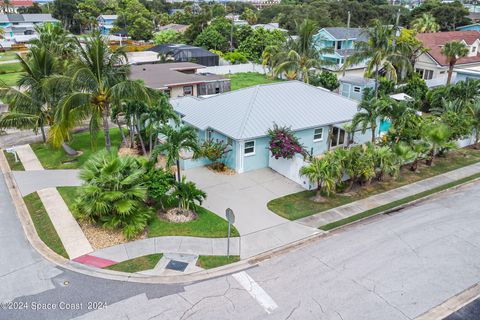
<box><xmin>313</xmin><ymin>27</ymin><xmax>368</xmax><ymax>72</ymax></box>
<box><xmin>0</xmin><ymin>14</ymin><xmax>58</xmax><ymax>40</ymax></box>
<box><xmin>171</xmin><ymin>81</ymin><xmax>373</xmax><ymax>174</ymax></box>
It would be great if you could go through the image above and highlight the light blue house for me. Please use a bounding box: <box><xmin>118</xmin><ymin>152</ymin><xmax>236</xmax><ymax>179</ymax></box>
<box><xmin>97</xmin><ymin>15</ymin><xmax>117</xmax><ymax>35</ymax></box>
<box><xmin>171</xmin><ymin>81</ymin><xmax>374</xmax><ymax>175</ymax></box>
<box><xmin>457</xmin><ymin>23</ymin><xmax>480</xmax><ymax>31</ymax></box>
<box><xmin>313</xmin><ymin>27</ymin><xmax>368</xmax><ymax>72</ymax></box>
<box><xmin>454</xmin><ymin>67</ymin><xmax>480</xmax><ymax>82</ymax></box>
<box><xmin>339</xmin><ymin>76</ymin><xmax>375</xmax><ymax>101</ymax></box>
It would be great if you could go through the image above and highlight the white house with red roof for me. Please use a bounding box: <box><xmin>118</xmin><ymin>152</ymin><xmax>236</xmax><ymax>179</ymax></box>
<box><xmin>415</xmin><ymin>30</ymin><xmax>480</xmax><ymax>81</ymax></box>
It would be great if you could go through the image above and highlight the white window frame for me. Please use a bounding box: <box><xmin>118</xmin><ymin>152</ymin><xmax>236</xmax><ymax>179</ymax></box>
<box><xmin>353</xmin><ymin>86</ymin><xmax>361</xmax><ymax>93</ymax></box>
<box><xmin>205</xmin><ymin>129</ymin><xmax>212</xmax><ymax>141</ymax></box>
<box><xmin>313</xmin><ymin>128</ymin><xmax>324</xmax><ymax>142</ymax></box>
<box><xmin>244</xmin><ymin>140</ymin><xmax>255</xmax><ymax>156</ymax></box>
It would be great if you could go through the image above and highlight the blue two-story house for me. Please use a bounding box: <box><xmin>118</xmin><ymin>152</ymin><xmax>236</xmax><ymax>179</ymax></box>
<box><xmin>171</xmin><ymin>81</ymin><xmax>374</xmax><ymax>182</ymax></box>
<box><xmin>313</xmin><ymin>27</ymin><xmax>368</xmax><ymax>73</ymax></box>
<box><xmin>97</xmin><ymin>15</ymin><xmax>117</xmax><ymax>35</ymax></box>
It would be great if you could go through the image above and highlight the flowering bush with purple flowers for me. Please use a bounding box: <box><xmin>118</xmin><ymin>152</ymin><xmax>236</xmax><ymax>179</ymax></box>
<box><xmin>267</xmin><ymin>124</ymin><xmax>305</xmax><ymax>159</ymax></box>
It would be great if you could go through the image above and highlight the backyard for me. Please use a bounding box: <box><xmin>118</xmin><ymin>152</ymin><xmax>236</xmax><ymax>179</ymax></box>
<box><xmin>0</xmin><ymin>61</ymin><xmax>24</xmax><ymax>86</ymax></box>
<box><xmin>268</xmin><ymin>147</ymin><xmax>480</xmax><ymax>221</ymax></box>
<box><xmin>225</xmin><ymin>72</ymin><xmax>283</xmax><ymax>91</ymax></box>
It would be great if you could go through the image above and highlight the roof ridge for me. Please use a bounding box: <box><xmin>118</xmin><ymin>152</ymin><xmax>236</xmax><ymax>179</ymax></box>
<box><xmin>237</xmin><ymin>85</ymin><xmax>261</xmax><ymax>139</ymax></box>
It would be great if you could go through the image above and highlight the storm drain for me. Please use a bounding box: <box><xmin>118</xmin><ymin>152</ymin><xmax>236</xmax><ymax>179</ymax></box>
<box><xmin>165</xmin><ymin>260</ymin><xmax>189</xmax><ymax>272</ymax></box>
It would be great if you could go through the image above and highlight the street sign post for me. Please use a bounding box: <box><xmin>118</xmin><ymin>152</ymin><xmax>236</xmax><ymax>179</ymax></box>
<box><xmin>225</xmin><ymin>208</ymin><xmax>235</xmax><ymax>258</ymax></box>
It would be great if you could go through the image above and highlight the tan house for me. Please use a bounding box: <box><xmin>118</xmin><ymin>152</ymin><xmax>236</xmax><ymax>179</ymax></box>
<box><xmin>415</xmin><ymin>31</ymin><xmax>480</xmax><ymax>81</ymax></box>
<box><xmin>129</xmin><ymin>62</ymin><xmax>230</xmax><ymax>98</ymax></box>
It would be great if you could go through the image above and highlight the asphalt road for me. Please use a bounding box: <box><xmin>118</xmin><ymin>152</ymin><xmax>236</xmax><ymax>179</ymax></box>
<box><xmin>1</xmin><ymin>172</ymin><xmax>480</xmax><ymax>320</ymax></box>
<box><xmin>444</xmin><ymin>297</ymin><xmax>480</xmax><ymax>320</ymax></box>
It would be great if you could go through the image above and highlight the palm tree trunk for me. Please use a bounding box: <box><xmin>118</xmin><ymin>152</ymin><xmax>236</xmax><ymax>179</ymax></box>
<box><xmin>176</xmin><ymin>158</ymin><xmax>181</xmax><ymax>182</ymax></box>
<box><xmin>136</xmin><ymin>117</ymin><xmax>147</xmax><ymax>155</ymax></box>
<box><xmin>371</xmin><ymin>123</ymin><xmax>376</xmax><ymax>143</ymax></box>
<box><xmin>40</xmin><ymin>125</ymin><xmax>46</xmax><ymax>143</ymax></box>
<box><xmin>149</xmin><ymin>133</ymin><xmax>153</xmax><ymax>154</ymax></box>
<box><xmin>129</xmin><ymin>123</ymin><xmax>134</xmax><ymax>148</ymax></box>
<box><xmin>374</xmin><ymin>64</ymin><xmax>379</xmax><ymax>98</ymax></box>
<box><xmin>446</xmin><ymin>63</ymin><xmax>454</xmax><ymax>85</ymax></box>
<box><xmin>115</xmin><ymin>116</ymin><xmax>127</xmax><ymax>147</ymax></box>
<box><xmin>61</xmin><ymin>142</ymin><xmax>78</xmax><ymax>156</ymax></box>
<box><xmin>103</xmin><ymin>108</ymin><xmax>111</xmax><ymax>152</ymax></box>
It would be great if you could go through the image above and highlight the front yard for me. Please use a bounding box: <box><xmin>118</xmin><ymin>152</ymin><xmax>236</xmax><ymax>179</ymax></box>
<box><xmin>268</xmin><ymin>148</ymin><xmax>480</xmax><ymax>220</ymax></box>
<box><xmin>31</xmin><ymin>129</ymin><xmax>124</xmax><ymax>169</ymax></box>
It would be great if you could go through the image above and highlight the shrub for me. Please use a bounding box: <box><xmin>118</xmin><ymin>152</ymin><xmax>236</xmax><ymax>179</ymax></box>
<box><xmin>223</xmin><ymin>51</ymin><xmax>248</xmax><ymax>64</ymax></box>
<box><xmin>198</xmin><ymin>139</ymin><xmax>231</xmax><ymax>171</ymax></box>
<box><xmin>172</xmin><ymin>177</ymin><xmax>206</xmax><ymax>212</ymax></box>
<box><xmin>309</xmin><ymin>71</ymin><xmax>340</xmax><ymax>91</ymax></box>
<box><xmin>267</xmin><ymin>124</ymin><xmax>305</xmax><ymax>159</ymax></box>
<box><xmin>75</xmin><ymin>150</ymin><xmax>153</xmax><ymax>239</ymax></box>
<box><xmin>144</xmin><ymin>168</ymin><xmax>175</xmax><ymax>209</ymax></box>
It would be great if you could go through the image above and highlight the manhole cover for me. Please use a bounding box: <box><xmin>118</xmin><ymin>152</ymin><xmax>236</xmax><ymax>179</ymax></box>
<box><xmin>166</xmin><ymin>260</ymin><xmax>188</xmax><ymax>272</ymax></box>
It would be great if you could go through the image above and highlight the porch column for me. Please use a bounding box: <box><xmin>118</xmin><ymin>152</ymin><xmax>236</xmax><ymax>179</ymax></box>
<box><xmin>237</xmin><ymin>140</ymin><xmax>245</xmax><ymax>173</ymax></box>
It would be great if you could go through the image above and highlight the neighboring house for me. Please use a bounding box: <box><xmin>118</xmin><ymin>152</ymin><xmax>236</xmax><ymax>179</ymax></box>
<box><xmin>158</xmin><ymin>23</ymin><xmax>189</xmax><ymax>33</ymax></box>
<box><xmin>171</xmin><ymin>81</ymin><xmax>373</xmax><ymax>175</ymax></box>
<box><xmin>225</xmin><ymin>14</ymin><xmax>248</xmax><ymax>26</ymax></box>
<box><xmin>338</xmin><ymin>76</ymin><xmax>375</xmax><ymax>101</ymax></box>
<box><xmin>129</xmin><ymin>62</ymin><xmax>231</xmax><ymax>98</ymax></box>
<box><xmin>454</xmin><ymin>66</ymin><xmax>480</xmax><ymax>82</ymax></box>
<box><xmin>0</xmin><ymin>13</ymin><xmax>58</xmax><ymax>40</ymax></box>
<box><xmin>457</xmin><ymin>23</ymin><xmax>480</xmax><ymax>31</ymax></box>
<box><xmin>415</xmin><ymin>31</ymin><xmax>480</xmax><ymax>81</ymax></box>
<box><xmin>0</xmin><ymin>0</ymin><xmax>33</xmax><ymax>13</ymax></box>
<box><xmin>97</xmin><ymin>15</ymin><xmax>117</xmax><ymax>35</ymax></box>
<box><xmin>313</xmin><ymin>27</ymin><xmax>368</xmax><ymax>73</ymax></box>
<box><xmin>251</xmin><ymin>23</ymin><xmax>287</xmax><ymax>33</ymax></box>
<box><xmin>148</xmin><ymin>43</ymin><xmax>220</xmax><ymax>66</ymax></box>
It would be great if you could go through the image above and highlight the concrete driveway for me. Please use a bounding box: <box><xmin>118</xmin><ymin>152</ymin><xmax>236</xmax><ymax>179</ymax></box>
<box><xmin>184</xmin><ymin>167</ymin><xmax>312</xmax><ymax>235</ymax></box>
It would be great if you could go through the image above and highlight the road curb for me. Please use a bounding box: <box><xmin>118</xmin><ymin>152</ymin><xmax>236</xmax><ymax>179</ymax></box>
<box><xmin>415</xmin><ymin>283</ymin><xmax>480</xmax><ymax>320</ymax></box>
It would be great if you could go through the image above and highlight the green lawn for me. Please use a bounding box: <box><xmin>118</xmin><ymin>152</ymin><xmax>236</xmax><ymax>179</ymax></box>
<box><xmin>148</xmin><ymin>206</ymin><xmax>240</xmax><ymax>238</ymax></box>
<box><xmin>196</xmin><ymin>255</ymin><xmax>240</xmax><ymax>269</ymax></box>
<box><xmin>0</xmin><ymin>72</ymin><xmax>23</xmax><ymax>86</ymax></box>
<box><xmin>0</xmin><ymin>62</ymin><xmax>22</xmax><ymax>73</ymax></box>
<box><xmin>225</xmin><ymin>72</ymin><xmax>283</xmax><ymax>90</ymax></box>
<box><xmin>58</xmin><ymin>186</ymin><xmax>239</xmax><ymax>239</ymax></box>
<box><xmin>31</xmin><ymin>129</ymin><xmax>124</xmax><ymax>169</ymax></box>
<box><xmin>3</xmin><ymin>150</ymin><xmax>24</xmax><ymax>171</ymax></box>
<box><xmin>0</xmin><ymin>52</ymin><xmax>18</xmax><ymax>61</ymax></box>
<box><xmin>320</xmin><ymin>171</ymin><xmax>480</xmax><ymax>231</ymax></box>
<box><xmin>268</xmin><ymin>148</ymin><xmax>480</xmax><ymax>220</ymax></box>
<box><xmin>104</xmin><ymin>253</ymin><xmax>163</xmax><ymax>273</ymax></box>
<box><xmin>23</xmin><ymin>192</ymin><xmax>69</xmax><ymax>259</ymax></box>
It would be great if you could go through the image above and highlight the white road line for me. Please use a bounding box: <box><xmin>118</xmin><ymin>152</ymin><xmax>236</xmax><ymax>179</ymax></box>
<box><xmin>232</xmin><ymin>271</ymin><xmax>279</xmax><ymax>314</ymax></box>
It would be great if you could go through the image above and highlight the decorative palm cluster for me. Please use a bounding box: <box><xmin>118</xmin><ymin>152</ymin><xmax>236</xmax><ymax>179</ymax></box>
<box><xmin>267</xmin><ymin>124</ymin><xmax>305</xmax><ymax>159</ymax></box>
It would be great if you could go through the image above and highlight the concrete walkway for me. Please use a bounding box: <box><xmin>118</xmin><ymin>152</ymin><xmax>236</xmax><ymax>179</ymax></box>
<box><xmin>10</xmin><ymin>144</ymin><xmax>92</xmax><ymax>259</ymax></box>
<box><xmin>297</xmin><ymin>161</ymin><xmax>480</xmax><ymax>228</ymax></box>
<box><xmin>15</xmin><ymin>144</ymin><xmax>43</xmax><ymax>170</ymax></box>
<box><xmin>13</xmin><ymin>169</ymin><xmax>82</xmax><ymax>196</ymax></box>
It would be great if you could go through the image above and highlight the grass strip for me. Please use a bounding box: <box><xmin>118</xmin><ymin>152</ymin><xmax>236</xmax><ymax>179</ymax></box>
<box><xmin>3</xmin><ymin>150</ymin><xmax>24</xmax><ymax>171</ymax></box>
<box><xmin>196</xmin><ymin>255</ymin><xmax>240</xmax><ymax>269</ymax></box>
<box><xmin>23</xmin><ymin>192</ymin><xmax>69</xmax><ymax>259</ymax></box>
<box><xmin>104</xmin><ymin>253</ymin><xmax>163</xmax><ymax>273</ymax></box>
<box><xmin>320</xmin><ymin>172</ymin><xmax>480</xmax><ymax>231</ymax></box>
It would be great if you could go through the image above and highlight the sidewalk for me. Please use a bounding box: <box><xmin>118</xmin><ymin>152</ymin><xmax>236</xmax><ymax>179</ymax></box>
<box><xmin>12</xmin><ymin>144</ymin><xmax>92</xmax><ymax>259</ymax></box>
<box><xmin>297</xmin><ymin>161</ymin><xmax>480</xmax><ymax>228</ymax></box>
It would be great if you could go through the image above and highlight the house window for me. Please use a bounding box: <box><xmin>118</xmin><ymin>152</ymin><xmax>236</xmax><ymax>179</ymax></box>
<box><xmin>244</xmin><ymin>140</ymin><xmax>255</xmax><ymax>156</ymax></box>
<box><xmin>313</xmin><ymin>128</ymin><xmax>323</xmax><ymax>141</ymax></box>
<box><xmin>215</xmin><ymin>87</ymin><xmax>220</xmax><ymax>94</ymax></box>
<box><xmin>330</xmin><ymin>127</ymin><xmax>346</xmax><ymax>148</ymax></box>
<box><xmin>473</xmin><ymin>46</ymin><xmax>477</xmax><ymax>53</ymax></box>
<box><xmin>164</xmin><ymin>89</ymin><xmax>171</xmax><ymax>97</ymax></box>
<box><xmin>423</xmin><ymin>69</ymin><xmax>433</xmax><ymax>80</ymax></box>
<box><xmin>353</xmin><ymin>86</ymin><xmax>361</xmax><ymax>93</ymax></box>
<box><xmin>205</xmin><ymin>129</ymin><xmax>212</xmax><ymax>140</ymax></box>
<box><xmin>183</xmin><ymin>85</ymin><xmax>193</xmax><ymax>96</ymax></box>
<box><xmin>336</xmin><ymin>41</ymin><xmax>342</xmax><ymax>50</ymax></box>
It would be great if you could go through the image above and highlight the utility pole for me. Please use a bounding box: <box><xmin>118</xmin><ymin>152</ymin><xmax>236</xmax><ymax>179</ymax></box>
<box><xmin>392</xmin><ymin>9</ymin><xmax>401</xmax><ymax>48</ymax></box>
<box><xmin>342</xmin><ymin>11</ymin><xmax>351</xmax><ymax>77</ymax></box>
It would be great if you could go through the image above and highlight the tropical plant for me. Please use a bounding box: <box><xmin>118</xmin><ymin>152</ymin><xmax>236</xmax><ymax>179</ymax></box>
<box><xmin>267</xmin><ymin>124</ymin><xmax>305</xmax><ymax>159</ymax></box>
<box><xmin>470</xmin><ymin>100</ymin><xmax>480</xmax><ymax>146</ymax></box>
<box><xmin>75</xmin><ymin>150</ymin><xmax>152</xmax><ymax>239</ymax></box>
<box><xmin>30</xmin><ymin>22</ymin><xmax>76</xmax><ymax>63</ymax></box>
<box><xmin>198</xmin><ymin>139</ymin><xmax>231</xmax><ymax>171</ymax></box>
<box><xmin>172</xmin><ymin>177</ymin><xmax>206</xmax><ymax>212</ymax></box>
<box><xmin>413</xmin><ymin>13</ymin><xmax>440</xmax><ymax>33</ymax></box>
<box><xmin>421</xmin><ymin>122</ymin><xmax>456</xmax><ymax>166</ymax></box>
<box><xmin>152</xmin><ymin>125</ymin><xmax>199</xmax><ymax>182</ymax></box>
<box><xmin>393</xmin><ymin>141</ymin><xmax>427</xmax><ymax>172</ymax></box>
<box><xmin>309</xmin><ymin>71</ymin><xmax>340</xmax><ymax>91</ymax></box>
<box><xmin>441</xmin><ymin>40</ymin><xmax>469</xmax><ymax>85</ymax></box>
<box><xmin>55</xmin><ymin>32</ymin><xmax>152</xmax><ymax>151</ymax></box>
<box><xmin>374</xmin><ymin>145</ymin><xmax>399</xmax><ymax>180</ymax></box>
<box><xmin>352</xmin><ymin>90</ymin><xmax>390</xmax><ymax>143</ymax></box>
<box><xmin>299</xmin><ymin>157</ymin><xmax>336</xmax><ymax>202</ymax></box>
<box><xmin>144</xmin><ymin>167</ymin><xmax>175</xmax><ymax>209</ymax></box>
<box><xmin>345</xmin><ymin>20</ymin><xmax>410</xmax><ymax>96</ymax></box>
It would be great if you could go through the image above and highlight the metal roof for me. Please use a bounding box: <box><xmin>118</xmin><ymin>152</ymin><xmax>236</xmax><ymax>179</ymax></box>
<box><xmin>0</xmin><ymin>13</ymin><xmax>56</xmax><ymax>23</ymax></box>
<box><xmin>97</xmin><ymin>15</ymin><xmax>117</xmax><ymax>20</ymax></box>
<box><xmin>172</xmin><ymin>81</ymin><xmax>359</xmax><ymax>140</ymax></box>
<box><xmin>323</xmin><ymin>27</ymin><xmax>368</xmax><ymax>41</ymax></box>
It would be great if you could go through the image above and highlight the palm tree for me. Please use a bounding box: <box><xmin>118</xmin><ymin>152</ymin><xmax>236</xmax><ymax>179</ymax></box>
<box><xmin>56</xmin><ymin>32</ymin><xmax>152</xmax><ymax>151</ymax></box>
<box><xmin>422</xmin><ymin>123</ymin><xmax>456</xmax><ymax>166</ymax></box>
<box><xmin>470</xmin><ymin>100</ymin><xmax>480</xmax><ymax>146</ymax></box>
<box><xmin>352</xmin><ymin>90</ymin><xmax>390</xmax><ymax>143</ymax></box>
<box><xmin>345</xmin><ymin>20</ymin><xmax>410</xmax><ymax>97</ymax></box>
<box><xmin>0</xmin><ymin>47</ymin><xmax>58</xmax><ymax>142</ymax></box>
<box><xmin>413</xmin><ymin>13</ymin><xmax>440</xmax><ymax>33</ymax></box>
<box><xmin>172</xmin><ymin>177</ymin><xmax>206</xmax><ymax>212</ymax></box>
<box><xmin>441</xmin><ymin>41</ymin><xmax>469</xmax><ymax>85</ymax></box>
<box><xmin>374</xmin><ymin>145</ymin><xmax>399</xmax><ymax>180</ymax></box>
<box><xmin>30</xmin><ymin>22</ymin><xmax>76</xmax><ymax>62</ymax></box>
<box><xmin>152</xmin><ymin>125</ymin><xmax>199</xmax><ymax>182</ymax></box>
<box><xmin>299</xmin><ymin>157</ymin><xmax>336</xmax><ymax>202</ymax></box>
<box><xmin>271</xmin><ymin>20</ymin><xmax>333</xmax><ymax>83</ymax></box>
